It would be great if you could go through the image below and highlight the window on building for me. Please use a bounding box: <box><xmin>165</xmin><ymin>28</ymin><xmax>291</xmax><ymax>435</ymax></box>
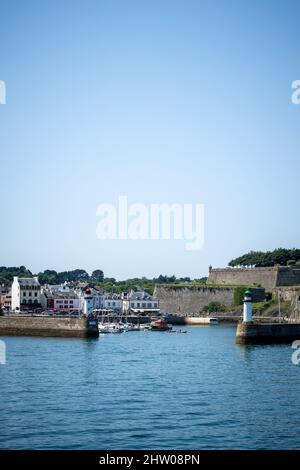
<box><xmin>142</xmin><ymin>303</ymin><xmax>146</xmax><ymax>308</ymax></box>
<box><xmin>29</xmin><ymin>292</ymin><xmax>32</xmax><ymax>297</ymax></box>
<box><xmin>137</xmin><ymin>303</ymin><xmax>140</xmax><ymax>308</ymax></box>
<box><xmin>147</xmin><ymin>303</ymin><xmax>151</xmax><ymax>308</ymax></box>
<box><xmin>34</xmin><ymin>292</ymin><xmax>37</xmax><ymax>297</ymax></box>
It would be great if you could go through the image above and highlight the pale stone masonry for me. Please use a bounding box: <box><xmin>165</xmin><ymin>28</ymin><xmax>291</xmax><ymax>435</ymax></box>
<box><xmin>208</xmin><ymin>266</ymin><xmax>300</xmax><ymax>291</ymax></box>
<box><xmin>154</xmin><ymin>284</ymin><xmax>265</xmax><ymax>315</ymax></box>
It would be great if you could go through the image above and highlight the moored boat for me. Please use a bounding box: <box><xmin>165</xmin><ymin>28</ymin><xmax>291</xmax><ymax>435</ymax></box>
<box><xmin>150</xmin><ymin>319</ymin><xmax>172</xmax><ymax>331</ymax></box>
<box><xmin>122</xmin><ymin>322</ymin><xmax>140</xmax><ymax>332</ymax></box>
<box><xmin>98</xmin><ymin>322</ymin><xmax>124</xmax><ymax>334</ymax></box>
<box><xmin>139</xmin><ymin>324</ymin><xmax>151</xmax><ymax>331</ymax></box>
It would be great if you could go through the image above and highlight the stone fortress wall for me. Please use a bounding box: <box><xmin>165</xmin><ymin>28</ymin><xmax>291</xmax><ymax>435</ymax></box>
<box><xmin>154</xmin><ymin>284</ymin><xmax>265</xmax><ymax>315</ymax></box>
<box><xmin>208</xmin><ymin>266</ymin><xmax>300</xmax><ymax>291</ymax></box>
<box><xmin>155</xmin><ymin>266</ymin><xmax>300</xmax><ymax>315</ymax></box>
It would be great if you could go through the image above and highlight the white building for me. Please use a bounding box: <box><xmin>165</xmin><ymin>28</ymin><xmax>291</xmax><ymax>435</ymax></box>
<box><xmin>11</xmin><ymin>276</ymin><xmax>41</xmax><ymax>312</ymax></box>
<box><xmin>104</xmin><ymin>293</ymin><xmax>123</xmax><ymax>312</ymax></box>
<box><xmin>92</xmin><ymin>288</ymin><xmax>104</xmax><ymax>310</ymax></box>
<box><xmin>76</xmin><ymin>287</ymin><xmax>104</xmax><ymax>315</ymax></box>
<box><xmin>122</xmin><ymin>290</ymin><xmax>159</xmax><ymax>315</ymax></box>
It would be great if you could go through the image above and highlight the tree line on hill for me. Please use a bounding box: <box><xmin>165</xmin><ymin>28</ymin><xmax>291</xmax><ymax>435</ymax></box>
<box><xmin>228</xmin><ymin>248</ymin><xmax>300</xmax><ymax>267</ymax></box>
<box><xmin>0</xmin><ymin>266</ymin><xmax>207</xmax><ymax>294</ymax></box>
<box><xmin>0</xmin><ymin>267</ymin><xmax>105</xmax><ymax>287</ymax></box>
<box><xmin>1</xmin><ymin>248</ymin><xmax>298</xmax><ymax>291</ymax></box>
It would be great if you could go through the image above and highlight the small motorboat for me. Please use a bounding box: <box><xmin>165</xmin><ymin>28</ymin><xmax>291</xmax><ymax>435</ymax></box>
<box><xmin>98</xmin><ymin>323</ymin><xmax>124</xmax><ymax>334</ymax></box>
<box><xmin>139</xmin><ymin>324</ymin><xmax>151</xmax><ymax>331</ymax></box>
<box><xmin>123</xmin><ymin>323</ymin><xmax>140</xmax><ymax>332</ymax></box>
<box><xmin>150</xmin><ymin>319</ymin><xmax>172</xmax><ymax>331</ymax></box>
<box><xmin>166</xmin><ymin>329</ymin><xmax>188</xmax><ymax>334</ymax></box>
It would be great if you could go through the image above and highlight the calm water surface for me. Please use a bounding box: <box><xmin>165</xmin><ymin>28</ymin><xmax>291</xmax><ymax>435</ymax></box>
<box><xmin>0</xmin><ymin>325</ymin><xmax>300</xmax><ymax>449</ymax></box>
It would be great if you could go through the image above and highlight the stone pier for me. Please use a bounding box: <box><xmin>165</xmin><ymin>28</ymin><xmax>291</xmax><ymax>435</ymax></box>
<box><xmin>236</xmin><ymin>321</ymin><xmax>300</xmax><ymax>344</ymax></box>
<box><xmin>0</xmin><ymin>316</ymin><xmax>99</xmax><ymax>338</ymax></box>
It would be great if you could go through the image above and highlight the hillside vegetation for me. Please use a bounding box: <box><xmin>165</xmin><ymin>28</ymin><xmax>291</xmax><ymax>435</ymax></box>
<box><xmin>229</xmin><ymin>248</ymin><xmax>300</xmax><ymax>267</ymax></box>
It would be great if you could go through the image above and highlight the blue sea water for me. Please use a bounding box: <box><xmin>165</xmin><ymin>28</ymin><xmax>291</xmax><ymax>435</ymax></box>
<box><xmin>0</xmin><ymin>325</ymin><xmax>300</xmax><ymax>450</ymax></box>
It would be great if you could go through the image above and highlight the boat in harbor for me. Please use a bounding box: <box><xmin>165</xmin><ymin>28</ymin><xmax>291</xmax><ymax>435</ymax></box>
<box><xmin>122</xmin><ymin>322</ymin><xmax>140</xmax><ymax>332</ymax></box>
<box><xmin>185</xmin><ymin>316</ymin><xmax>219</xmax><ymax>326</ymax></box>
<box><xmin>139</xmin><ymin>324</ymin><xmax>151</xmax><ymax>331</ymax></box>
<box><xmin>150</xmin><ymin>319</ymin><xmax>172</xmax><ymax>331</ymax></box>
<box><xmin>98</xmin><ymin>322</ymin><xmax>125</xmax><ymax>334</ymax></box>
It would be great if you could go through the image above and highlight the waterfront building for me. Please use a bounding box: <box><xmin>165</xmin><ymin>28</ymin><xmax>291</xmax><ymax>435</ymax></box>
<box><xmin>0</xmin><ymin>286</ymin><xmax>9</xmax><ymax>309</ymax></box>
<box><xmin>41</xmin><ymin>285</ymin><xmax>80</xmax><ymax>313</ymax></box>
<box><xmin>104</xmin><ymin>293</ymin><xmax>123</xmax><ymax>312</ymax></box>
<box><xmin>45</xmin><ymin>283</ymin><xmax>71</xmax><ymax>293</ymax></box>
<box><xmin>76</xmin><ymin>286</ymin><xmax>104</xmax><ymax>315</ymax></box>
<box><xmin>123</xmin><ymin>290</ymin><xmax>160</xmax><ymax>315</ymax></box>
<box><xmin>11</xmin><ymin>276</ymin><xmax>41</xmax><ymax>312</ymax></box>
<box><xmin>4</xmin><ymin>290</ymin><xmax>11</xmax><ymax>310</ymax></box>
<box><xmin>92</xmin><ymin>288</ymin><xmax>105</xmax><ymax>310</ymax></box>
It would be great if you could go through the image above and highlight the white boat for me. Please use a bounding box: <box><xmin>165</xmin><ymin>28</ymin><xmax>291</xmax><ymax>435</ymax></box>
<box><xmin>98</xmin><ymin>322</ymin><xmax>125</xmax><ymax>334</ymax></box>
<box><xmin>185</xmin><ymin>316</ymin><xmax>219</xmax><ymax>325</ymax></box>
<box><xmin>139</xmin><ymin>324</ymin><xmax>151</xmax><ymax>331</ymax></box>
<box><xmin>122</xmin><ymin>323</ymin><xmax>140</xmax><ymax>331</ymax></box>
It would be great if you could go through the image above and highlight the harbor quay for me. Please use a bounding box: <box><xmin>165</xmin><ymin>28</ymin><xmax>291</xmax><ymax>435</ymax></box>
<box><xmin>235</xmin><ymin>289</ymin><xmax>300</xmax><ymax>344</ymax></box>
<box><xmin>1</xmin><ymin>270</ymin><xmax>300</xmax><ymax>341</ymax></box>
<box><xmin>0</xmin><ymin>316</ymin><xmax>99</xmax><ymax>338</ymax></box>
<box><xmin>236</xmin><ymin>321</ymin><xmax>300</xmax><ymax>344</ymax></box>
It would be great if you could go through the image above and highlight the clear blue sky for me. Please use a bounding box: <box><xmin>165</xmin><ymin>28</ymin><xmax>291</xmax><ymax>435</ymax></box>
<box><xmin>0</xmin><ymin>0</ymin><xmax>299</xmax><ymax>279</ymax></box>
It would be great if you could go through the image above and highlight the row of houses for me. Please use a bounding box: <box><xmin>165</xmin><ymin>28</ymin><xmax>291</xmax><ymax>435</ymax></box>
<box><xmin>0</xmin><ymin>276</ymin><xmax>159</xmax><ymax>315</ymax></box>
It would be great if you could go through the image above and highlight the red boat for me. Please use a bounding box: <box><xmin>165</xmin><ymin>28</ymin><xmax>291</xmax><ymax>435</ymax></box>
<box><xmin>150</xmin><ymin>319</ymin><xmax>172</xmax><ymax>331</ymax></box>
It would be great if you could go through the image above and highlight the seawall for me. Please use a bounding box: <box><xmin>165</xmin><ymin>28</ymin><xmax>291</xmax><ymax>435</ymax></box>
<box><xmin>0</xmin><ymin>316</ymin><xmax>99</xmax><ymax>338</ymax></box>
<box><xmin>236</xmin><ymin>321</ymin><xmax>300</xmax><ymax>344</ymax></box>
<box><xmin>155</xmin><ymin>285</ymin><xmax>234</xmax><ymax>314</ymax></box>
<box><xmin>154</xmin><ymin>284</ymin><xmax>265</xmax><ymax>315</ymax></box>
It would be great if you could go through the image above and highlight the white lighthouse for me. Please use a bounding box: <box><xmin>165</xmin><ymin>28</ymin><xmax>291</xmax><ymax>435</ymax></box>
<box><xmin>243</xmin><ymin>289</ymin><xmax>253</xmax><ymax>322</ymax></box>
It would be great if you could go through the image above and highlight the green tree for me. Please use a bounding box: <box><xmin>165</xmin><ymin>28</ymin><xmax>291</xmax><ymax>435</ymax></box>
<box><xmin>91</xmin><ymin>270</ymin><xmax>104</xmax><ymax>283</ymax></box>
<box><xmin>229</xmin><ymin>248</ymin><xmax>300</xmax><ymax>267</ymax></box>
